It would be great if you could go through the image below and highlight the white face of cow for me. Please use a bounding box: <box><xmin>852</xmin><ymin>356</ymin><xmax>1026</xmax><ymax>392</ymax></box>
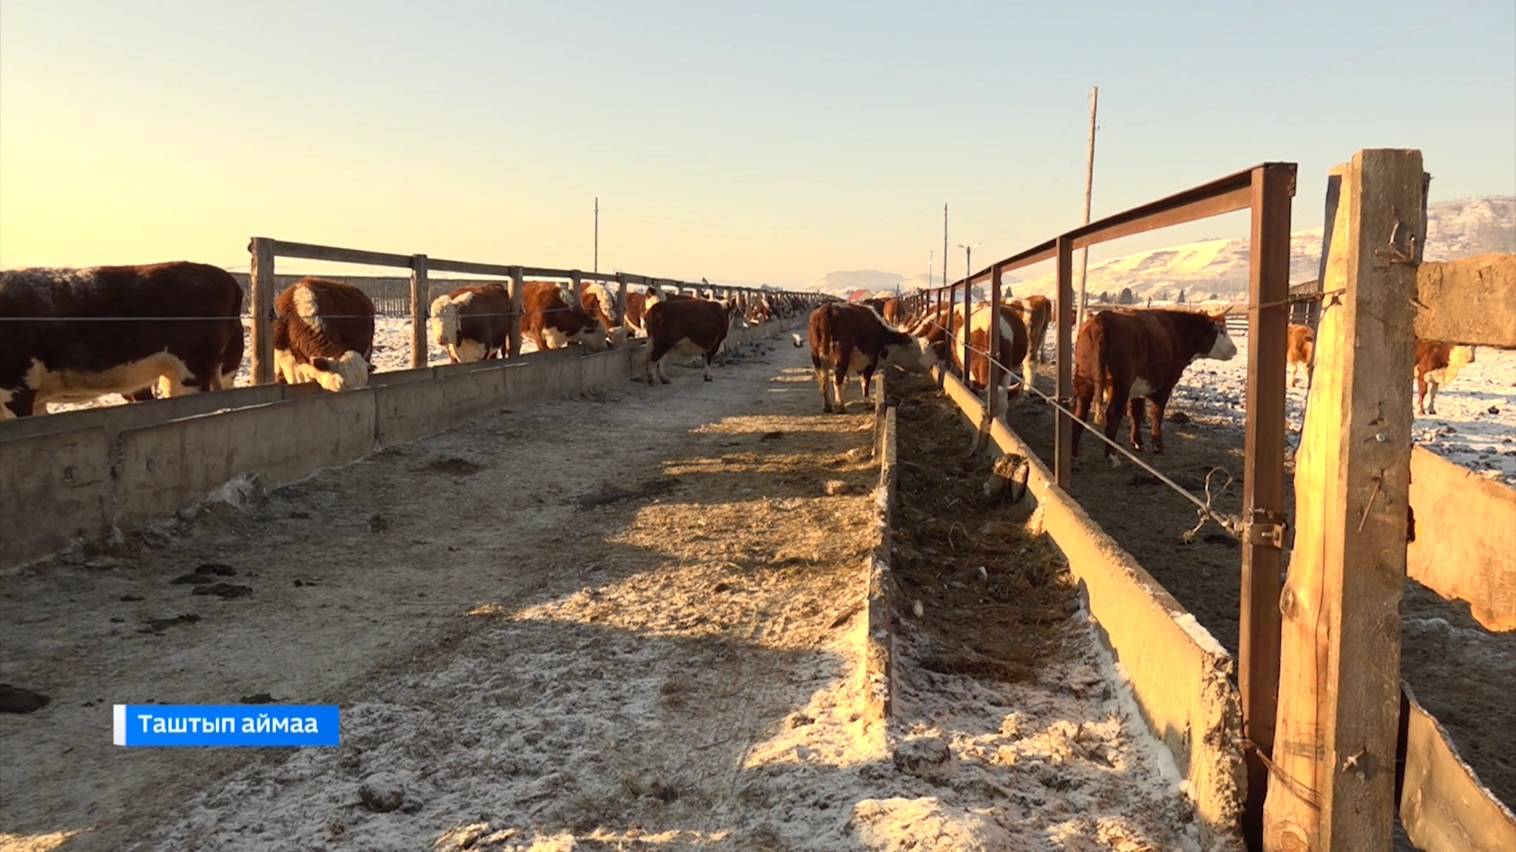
<box><xmin>308</xmin><ymin>351</ymin><xmax>370</xmax><ymax>391</ymax></box>
<box><xmin>882</xmin><ymin>336</ymin><xmax>938</xmax><ymax>374</ymax></box>
<box><xmin>429</xmin><ymin>297</ymin><xmax>460</xmax><ymax>348</ymax></box>
<box><xmin>1206</xmin><ymin>324</ymin><xmax>1238</xmax><ymax>361</ymax></box>
<box><xmin>569</xmin><ymin>327</ymin><xmax>610</xmax><ymax>352</ymax></box>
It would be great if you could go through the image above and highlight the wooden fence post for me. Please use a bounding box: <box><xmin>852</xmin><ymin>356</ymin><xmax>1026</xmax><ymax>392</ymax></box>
<box><xmin>1053</xmin><ymin>236</ymin><xmax>1074</xmax><ymax>488</ymax></box>
<box><xmin>961</xmin><ymin>276</ymin><xmax>972</xmax><ymax>386</ymax></box>
<box><xmin>248</xmin><ymin>237</ymin><xmax>276</xmax><ymax>385</ymax></box>
<box><xmin>988</xmin><ymin>264</ymin><xmax>1004</xmax><ymax>420</ymax></box>
<box><xmin>507</xmin><ymin>266</ymin><xmax>524</xmax><ymax>358</ymax></box>
<box><xmin>615</xmin><ymin>273</ymin><xmax>628</xmax><ymax>324</ymax></box>
<box><xmin>570</xmin><ymin>270</ymin><xmax>583</xmax><ymax>311</ymax></box>
<box><xmin>1263</xmin><ymin>149</ymin><xmax>1423</xmax><ymax>851</ymax></box>
<box><xmin>1240</xmin><ymin>162</ymin><xmax>1295</xmax><ymax>845</ymax></box>
<box><xmin>410</xmin><ymin>254</ymin><xmax>429</xmax><ymax>369</ymax></box>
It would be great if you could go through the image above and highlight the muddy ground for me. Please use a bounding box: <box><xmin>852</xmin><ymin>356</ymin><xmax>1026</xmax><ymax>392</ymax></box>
<box><xmin>3</xmin><ymin>340</ymin><xmax>1198</xmax><ymax>851</ymax></box>
<box><xmin>1001</xmin><ymin>366</ymin><xmax>1515</xmax><ymax>813</ymax></box>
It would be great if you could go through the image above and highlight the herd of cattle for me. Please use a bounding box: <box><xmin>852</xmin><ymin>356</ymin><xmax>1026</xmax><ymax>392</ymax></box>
<box><xmin>0</xmin><ymin>261</ymin><xmax>811</xmax><ymax>417</ymax></box>
<box><xmin>0</xmin><ymin>262</ymin><xmax>1480</xmax><ymax>450</ymax></box>
<box><xmin>802</xmin><ymin>291</ymin><xmax>1479</xmax><ymax>466</ymax></box>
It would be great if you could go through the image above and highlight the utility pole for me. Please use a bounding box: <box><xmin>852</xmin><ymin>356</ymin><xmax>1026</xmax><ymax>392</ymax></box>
<box><xmin>593</xmin><ymin>197</ymin><xmax>599</xmax><ymax>274</ymax></box>
<box><xmin>1076</xmin><ymin>86</ymin><xmax>1099</xmax><ymax>329</ymax></box>
<box><xmin>957</xmin><ymin>242</ymin><xmax>980</xmax><ymax>297</ymax></box>
<box><xmin>942</xmin><ymin>203</ymin><xmax>948</xmax><ymax>290</ymax></box>
<box><xmin>928</xmin><ymin>249</ymin><xmax>933</xmax><ymax>288</ymax></box>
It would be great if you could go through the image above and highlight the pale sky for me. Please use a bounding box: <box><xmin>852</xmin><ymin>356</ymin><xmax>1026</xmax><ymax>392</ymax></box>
<box><xmin>2</xmin><ymin>0</ymin><xmax>1513</xmax><ymax>286</ymax></box>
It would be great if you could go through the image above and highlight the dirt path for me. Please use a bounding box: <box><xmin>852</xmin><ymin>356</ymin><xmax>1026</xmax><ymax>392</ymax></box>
<box><xmin>4</xmin><ymin>339</ymin><xmax>1198</xmax><ymax>851</ymax></box>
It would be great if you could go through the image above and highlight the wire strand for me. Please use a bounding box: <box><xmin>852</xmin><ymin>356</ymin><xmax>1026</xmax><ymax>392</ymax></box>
<box><xmin>919</xmin><ymin>312</ymin><xmax>1243</xmax><ymax>539</ymax></box>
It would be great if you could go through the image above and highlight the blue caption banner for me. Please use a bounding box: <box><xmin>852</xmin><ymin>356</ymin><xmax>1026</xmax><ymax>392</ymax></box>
<box><xmin>113</xmin><ymin>704</ymin><xmax>340</xmax><ymax>748</ymax></box>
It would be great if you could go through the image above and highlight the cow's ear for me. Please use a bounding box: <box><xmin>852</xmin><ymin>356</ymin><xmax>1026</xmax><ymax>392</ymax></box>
<box><xmin>311</xmin><ymin>357</ymin><xmax>332</xmax><ymax>372</ymax></box>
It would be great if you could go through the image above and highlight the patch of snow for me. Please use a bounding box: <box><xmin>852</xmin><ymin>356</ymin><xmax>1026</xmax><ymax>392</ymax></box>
<box><xmin>1173</xmin><ymin>612</ymin><xmax>1229</xmax><ymax>659</ymax></box>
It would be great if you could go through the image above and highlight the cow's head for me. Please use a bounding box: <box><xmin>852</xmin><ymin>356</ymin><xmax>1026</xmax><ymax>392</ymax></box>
<box><xmin>1203</xmin><ymin>308</ymin><xmax>1239</xmax><ymax>361</ymax></box>
<box><xmin>307</xmin><ymin>351</ymin><xmax>370</xmax><ymax>391</ymax></box>
<box><xmin>429</xmin><ymin>295</ymin><xmax>460</xmax><ymax>348</ymax></box>
<box><xmin>563</xmin><ymin>318</ymin><xmax>610</xmax><ymax>352</ymax></box>
<box><xmin>883</xmin><ymin>333</ymin><xmax>939</xmax><ymax>373</ymax></box>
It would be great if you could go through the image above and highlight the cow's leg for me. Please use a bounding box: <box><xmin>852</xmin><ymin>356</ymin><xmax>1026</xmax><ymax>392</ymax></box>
<box><xmin>702</xmin><ymin>346</ymin><xmax>716</xmax><ymax>382</ymax></box>
<box><xmin>1149</xmin><ymin>392</ymin><xmax>1171</xmax><ymax>454</ymax></box>
<box><xmin>1071</xmin><ymin>376</ymin><xmax>1095</xmax><ymax>461</ymax></box>
<box><xmin>1128</xmin><ymin>397</ymin><xmax>1146</xmax><ymax>452</ymax></box>
<box><xmin>1022</xmin><ymin>356</ymin><xmax>1036</xmax><ymax>399</ymax></box>
<box><xmin>833</xmin><ymin>346</ymin><xmax>853</xmax><ymax>414</ymax></box>
<box><xmin>815</xmin><ymin>365</ymin><xmax>833</xmax><ymax>413</ymax></box>
<box><xmin>1290</xmin><ymin>363</ymin><xmax>1300</xmax><ymax>388</ymax></box>
<box><xmin>1426</xmin><ymin>379</ymin><xmax>1439</xmax><ymax>415</ymax></box>
<box><xmin>645</xmin><ymin>341</ymin><xmax>669</xmax><ymax>386</ymax></box>
<box><xmin>859</xmin><ymin>365</ymin><xmax>875</xmax><ymax>403</ymax></box>
<box><xmin>1102</xmin><ymin>385</ymin><xmax>1130</xmax><ymax>468</ymax></box>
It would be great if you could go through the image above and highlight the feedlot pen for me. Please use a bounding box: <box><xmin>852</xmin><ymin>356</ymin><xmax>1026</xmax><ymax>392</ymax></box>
<box><xmin>0</xmin><ymin>341</ymin><xmax>1200</xmax><ymax>850</ymax></box>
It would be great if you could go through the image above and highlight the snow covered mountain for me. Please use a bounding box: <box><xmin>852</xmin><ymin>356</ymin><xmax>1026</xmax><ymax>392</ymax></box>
<box><xmin>1007</xmin><ymin>196</ymin><xmax>1515</xmax><ymax>302</ymax></box>
<box><xmin>811</xmin><ymin>196</ymin><xmax>1513</xmax><ymax>303</ymax></box>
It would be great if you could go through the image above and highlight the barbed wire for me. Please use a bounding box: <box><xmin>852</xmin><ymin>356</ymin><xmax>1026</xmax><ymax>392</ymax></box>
<box><xmin>918</xmin><ymin>312</ymin><xmax>1243</xmax><ymax>541</ymax></box>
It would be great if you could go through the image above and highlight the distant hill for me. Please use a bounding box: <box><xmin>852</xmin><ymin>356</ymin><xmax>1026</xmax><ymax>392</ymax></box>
<box><xmin>810</xmin><ymin>196</ymin><xmax>1514</xmax><ymax>303</ymax></box>
<box><xmin>1008</xmin><ymin>196</ymin><xmax>1515</xmax><ymax>302</ymax></box>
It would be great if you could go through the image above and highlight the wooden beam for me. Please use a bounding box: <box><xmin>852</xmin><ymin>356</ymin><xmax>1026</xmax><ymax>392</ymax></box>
<box><xmin>1053</xmin><ymin>237</ymin><xmax>1074</xmax><ymax>488</ymax></box>
<box><xmin>1240</xmin><ymin>162</ymin><xmax>1295</xmax><ymax>846</ymax></box>
<box><xmin>1263</xmin><ymin>150</ymin><xmax>1423</xmax><ymax>850</ymax></box>
<box><xmin>1414</xmin><ymin>254</ymin><xmax>1516</xmax><ymax>349</ymax></box>
<box><xmin>507</xmin><ymin>266</ymin><xmax>524</xmax><ymax>358</ymax></box>
<box><xmin>988</xmin><ymin>263</ymin><xmax>1004</xmax><ymax>421</ymax></box>
<box><xmin>268</xmin><ymin>239</ymin><xmax>413</xmax><ymax>268</ymax></box>
<box><xmin>248</xmin><ymin>238</ymin><xmax>277</xmax><ymax>385</ymax></box>
<box><xmin>410</xmin><ymin>254</ymin><xmax>428</xmax><ymax>369</ymax></box>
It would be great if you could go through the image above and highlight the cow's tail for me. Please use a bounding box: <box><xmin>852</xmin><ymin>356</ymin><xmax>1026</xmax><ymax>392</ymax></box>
<box><xmin>791</xmin><ymin>333</ymin><xmax>803</xmax><ymax>348</ymax></box>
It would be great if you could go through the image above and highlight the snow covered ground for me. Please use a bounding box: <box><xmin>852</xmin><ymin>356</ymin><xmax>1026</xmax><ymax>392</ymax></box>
<box><xmin>1175</xmin><ymin>339</ymin><xmax>1516</xmax><ymax>483</ymax></box>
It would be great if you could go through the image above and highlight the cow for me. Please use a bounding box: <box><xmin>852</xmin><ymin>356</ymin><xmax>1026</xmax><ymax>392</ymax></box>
<box><xmin>745</xmin><ymin>294</ymin><xmax>773</xmax><ymax>325</ymax></box>
<box><xmin>1415</xmin><ymin>340</ymin><xmax>1476</xmax><ymax>415</ymax></box>
<box><xmin>909</xmin><ymin>301</ymin><xmax>1029</xmax><ymax>410</ymax></box>
<box><xmin>429</xmin><ymin>284</ymin><xmax>511</xmax><ymax>364</ymax></box>
<box><xmin>801</xmin><ymin>302</ymin><xmax>937</xmax><ymax>413</ymax></box>
<box><xmin>1287</xmin><ymin>323</ymin><xmax>1315</xmax><ymax>387</ymax></box>
<box><xmin>644</xmin><ymin>297</ymin><xmax>732</xmax><ymax>385</ymax></box>
<box><xmin>1071</xmin><ymin>308</ymin><xmax>1237</xmax><ymax>465</ymax></box>
<box><xmin>522</xmin><ymin>281</ymin><xmax>609</xmax><ymax>353</ymax></box>
<box><xmin>0</xmin><ymin>262</ymin><xmax>243</xmax><ymax>418</ymax></box>
<box><xmin>879</xmin><ymin>297</ymin><xmax>905</xmax><ymax>328</ymax></box>
<box><xmin>273</xmin><ymin>278</ymin><xmax>375</xmax><ymax>392</ymax></box>
<box><xmin>1009</xmin><ymin>295</ymin><xmax>1051</xmax><ymax>391</ymax></box>
<box><xmin>579</xmin><ymin>281</ymin><xmax>630</xmax><ymax>347</ymax></box>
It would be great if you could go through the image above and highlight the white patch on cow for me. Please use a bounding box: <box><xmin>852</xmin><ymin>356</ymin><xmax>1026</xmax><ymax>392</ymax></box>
<box><xmin>585</xmin><ymin>282</ymin><xmax>616</xmax><ymax>324</ymax></box>
<box><xmin>451</xmin><ymin>339</ymin><xmax>487</xmax><ymax>363</ymax></box>
<box><xmin>607</xmin><ymin>326</ymin><xmax>630</xmax><ymax>348</ymax></box>
<box><xmin>0</xmin><ymin>387</ymin><xmax>16</xmax><ymax>420</ymax></box>
<box><xmin>1434</xmin><ymin>345</ymin><xmax>1476</xmax><ymax>387</ymax></box>
<box><xmin>884</xmin><ymin>337</ymin><xmax>937</xmax><ymax>374</ymax></box>
<box><xmin>303</xmin><ymin>350</ymin><xmax>369</xmax><ymax>392</ymax></box>
<box><xmin>292</xmin><ymin>284</ymin><xmax>325</xmax><ymax>333</ymax></box>
<box><xmin>1108</xmin><ymin>454</ymin><xmax>1121</xmax><ymax>469</ymax></box>
<box><xmin>542</xmin><ymin>327</ymin><xmax>570</xmax><ymax>349</ymax></box>
<box><xmin>429</xmin><ymin>295</ymin><xmax>461</xmax><ymax>347</ymax></box>
<box><xmin>24</xmin><ymin>351</ymin><xmax>196</xmax><ymax>408</ymax></box>
<box><xmin>1130</xmin><ymin>377</ymin><xmax>1155</xmax><ymax>399</ymax></box>
<box><xmin>645</xmin><ymin>288</ymin><xmax>664</xmax><ymax>308</ymax></box>
<box><xmin>1206</xmin><ymin>328</ymin><xmax>1238</xmax><ymax>360</ymax></box>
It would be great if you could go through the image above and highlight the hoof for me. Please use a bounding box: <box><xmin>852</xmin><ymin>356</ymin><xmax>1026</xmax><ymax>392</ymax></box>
<box><xmin>703</xmin><ymin>375</ymin><xmax>713</xmax><ymax>382</ymax></box>
<box><xmin>1153</xmin><ymin>445</ymin><xmax>1165</xmax><ymax>455</ymax></box>
<box><xmin>645</xmin><ymin>377</ymin><xmax>656</xmax><ymax>387</ymax></box>
<box><xmin>660</xmin><ymin>377</ymin><xmax>672</xmax><ymax>385</ymax></box>
<box><xmin>1107</xmin><ymin>455</ymin><xmax>1121</xmax><ymax>469</ymax></box>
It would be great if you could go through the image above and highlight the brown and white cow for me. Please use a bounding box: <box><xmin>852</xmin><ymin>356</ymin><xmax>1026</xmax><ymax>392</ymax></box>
<box><xmin>579</xmin><ymin>281</ymin><xmax>630</xmax><ymax>347</ymax></box>
<box><xmin>522</xmin><ymin>281</ymin><xmax>609</xmax><ymax>353</ymax></box>
<box><xmin>879</xmin><ymin>297</ymin><xmax>905</xmax><ymax>328</ymax></box>
<box><xmin>1414</xmin><ymin>339</ymin><xmax>1476</xmax><ymax>415</ymax></box>
<box><xmin>274</xmin><ymin>278</ymin><xmax>374</xmax><ymax>391</ymax></box>
<box><xmin>1009</xmin><ymin>295</ymin><xmax>1051</xmax><ymax>391</ymax></box>
<box><xmin>644</xmin><ymin>297</ymin><xmax>733</xmax><ymax>384</ymax></box>
<box><xmin>0</xmin><ymin>262</ymin><xmax>244</xmax><ymax>417</ymax></box>
<box><xmin>801</xmin><ymin>302</ymin><xmax>937</xmax><ymax>413</ymax></box>
<box><xmin>1072</xmin><ymin>308</ymin><xmax>1237</xmax><ymax>465</ymax></box>
<box><xmin>429</xmin><ymin>284</ymin><xmax>511</xmax><ymax>363</ymax></box>
<box><xmin>1286</xmin><ymin>323</ymin><xmax>1315</xmax><ymax>387</ymax></box>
